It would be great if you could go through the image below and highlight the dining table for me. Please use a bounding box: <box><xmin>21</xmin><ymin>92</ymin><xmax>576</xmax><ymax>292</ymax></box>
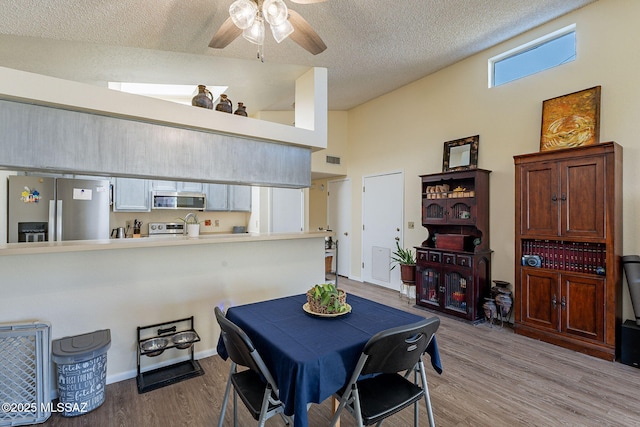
<box><xmin>216</xmin><ymin>292</ymin><xmax>442</xmax><ymax>427</ymax></box>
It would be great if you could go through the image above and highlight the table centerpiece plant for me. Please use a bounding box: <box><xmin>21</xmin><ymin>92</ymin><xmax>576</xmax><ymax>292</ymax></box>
<box><xmin>306</xmin><ymin>283</ymin><xmax>348</xmax><ymax>314</ymax></box>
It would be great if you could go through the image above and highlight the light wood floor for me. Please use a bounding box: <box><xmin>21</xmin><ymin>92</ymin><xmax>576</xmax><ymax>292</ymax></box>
<box><xmin>41</xmin><ymin>278</ymin><xmax>640</xmax><ymax>426</ymax></box>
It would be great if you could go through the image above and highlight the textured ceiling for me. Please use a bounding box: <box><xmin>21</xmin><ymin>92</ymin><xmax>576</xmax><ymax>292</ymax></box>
<box><xmin>0</xmin><ymin>0</ymin><xmax>596</xmax><ymax>112</ymax></box>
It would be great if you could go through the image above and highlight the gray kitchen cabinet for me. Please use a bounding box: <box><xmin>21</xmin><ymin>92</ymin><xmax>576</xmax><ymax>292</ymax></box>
<box><xmin>204</xmin><ymin>184</ymin><xmax>252</xmax><ymax>211</ymax></box>
<box><xmin>151</xmin><ymin>180</ymin><xmax>176</xmax><ymax>191</ymax></box>
<box><xmin>113</xmin><ymin>177</ymin><xmax>150</xmax><ymax>212</ymax></box>
<box><xmin>179</xmin><ymin>182</ymin><xmax>203</xmax><ymax>192</ymax></box>
<box><xmin>205</xmin><ymin>183</ymin><xmax>229</xmax><ymax>211</ymax></box>
<box><xmin>151</xmin><ymin>180</ymin><xmax>203</xmax><ymax>193</ymax></box>
<box><xmin>229</xmin><ymin>185</ymin><xmax>252</xmax><ymax>212</ymax></box>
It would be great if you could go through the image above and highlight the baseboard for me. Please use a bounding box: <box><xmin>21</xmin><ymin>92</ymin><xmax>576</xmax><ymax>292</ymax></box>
<box><xmin>106</xmin><ymin>347</ymin><xmax>218</xmax><ymax>385</ymax></box>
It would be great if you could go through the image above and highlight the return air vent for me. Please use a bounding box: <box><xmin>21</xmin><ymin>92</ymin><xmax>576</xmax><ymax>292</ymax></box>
<box><xmin>326</xmin><ymin>155</ymin><xmax>341</xmax><ymax>165</ymax></box>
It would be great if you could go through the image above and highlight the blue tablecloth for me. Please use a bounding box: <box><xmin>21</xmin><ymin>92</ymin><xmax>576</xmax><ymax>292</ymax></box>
<box><xmin>216</xmin><ymin>293</ymin><xmax>442</xmax><ymax>427</ymax></box>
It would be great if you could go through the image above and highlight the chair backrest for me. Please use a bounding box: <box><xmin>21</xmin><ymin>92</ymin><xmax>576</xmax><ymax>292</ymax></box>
<box><xmin>215</xmin><ymin>306</ymin><xmax>264</xmax><ymax>374</ymax></box>
<box><xmin>361</xmin><ymin>316</ymin><xmax>440</xmax><ymax>375</ymax></box>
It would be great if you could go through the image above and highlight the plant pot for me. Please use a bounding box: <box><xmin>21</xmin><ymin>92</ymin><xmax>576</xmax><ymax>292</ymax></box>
<box><xmin>186</xmin><ymin>224</ymin><xmax>200</xmax><ymax>238</ymax></box>
<box><xmin>400</xmin><ymin>264</ymin><xmax>416</xmax><ymax>283</ymax></box>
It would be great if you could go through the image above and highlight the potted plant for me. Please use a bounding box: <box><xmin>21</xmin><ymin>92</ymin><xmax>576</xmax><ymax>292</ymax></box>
<box><xmin>306</xmin><ymin>283</ymin><xmax>348</xmax><ymax>314</ymax></box>
<box><xmin>178</xmin><ymin>213</ymin><xmax>202</xmax><ymax>238</ymax></box>
<box><xmin>391</xmin><ymin>241</ymin><xmax>416</xmax><ymax>283</ymax></box>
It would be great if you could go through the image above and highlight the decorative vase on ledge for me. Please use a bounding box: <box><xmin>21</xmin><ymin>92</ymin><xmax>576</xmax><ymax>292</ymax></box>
<box><xmin>234</xmin><ymin>102</ymin><xmax>248</xmax><ymax>117</ymax></box>
<box><xmin>216</xmin><ymin>94</ymin><xmax>232</xmax><ymax>113</ymax></box>
<box><xmin>192</xmin><ymin>85</ymin><xmax>213</xmax><ymax>109</ymax></box>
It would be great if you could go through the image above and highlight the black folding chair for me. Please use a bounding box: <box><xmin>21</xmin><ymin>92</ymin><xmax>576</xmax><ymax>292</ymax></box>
<box><xmin>215</xmin><ymin>306</ymin><xmax>292</xmax><ymax>427</ymax></box>
<box><xmin>330</xmin><ymin>316</ymin><xmax>440</xmax><ymax>427</ymax></box>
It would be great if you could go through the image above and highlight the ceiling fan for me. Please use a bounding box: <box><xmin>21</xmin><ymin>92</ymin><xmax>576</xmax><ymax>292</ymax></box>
<box><xmin>209</xmin><ymin>0</ymin><xmax>327</xmax><ymax>58</ymax></box>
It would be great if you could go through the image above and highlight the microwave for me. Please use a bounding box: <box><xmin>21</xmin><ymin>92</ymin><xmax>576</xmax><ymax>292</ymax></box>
<box><xmin>152</xmin><ymin>191</ymin><xmax>206</xmax><ymax>210</ymax></box>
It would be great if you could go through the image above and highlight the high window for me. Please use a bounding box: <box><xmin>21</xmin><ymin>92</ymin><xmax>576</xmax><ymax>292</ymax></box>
<box><xmin>489</xmin><ymin>24</ymin><xmax>576</xmax><ymax>87</ymax></box>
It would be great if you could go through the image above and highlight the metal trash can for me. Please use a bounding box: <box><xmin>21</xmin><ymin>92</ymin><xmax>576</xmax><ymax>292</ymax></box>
<box><xmin>51</xmin><ymin>329</ymin><xmax>111</xmax><ymax>417</ymax></box>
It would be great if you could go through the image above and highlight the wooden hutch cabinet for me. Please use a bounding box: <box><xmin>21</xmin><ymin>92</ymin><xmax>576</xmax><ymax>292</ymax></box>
<box><xmin>514</xmin><ymin>142</ymin><xmax>622</xmax><ymax>361</ymax></box>
<box><xmin>416</xmin><ymin>169</ymin><xmax>492</xmax><ymax>322</ymax></box>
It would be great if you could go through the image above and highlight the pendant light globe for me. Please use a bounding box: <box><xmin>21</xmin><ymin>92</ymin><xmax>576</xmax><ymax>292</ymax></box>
<box><xmin>263</xmin><ymin>0</ymin><xmax>288</xmax><ymax>26</ymax></box>
<box><xmin>229</xmin><ymin>0</ymin><xmax>258</xmax><ymax>29</ymax></box>
<box><xmin>243</xmin><ymin>16</ymin><xmax>265</xmax><ymax>45</ymax></box>
<box><xmin>271</xmin><ymin>19</ymin><xmax>294</xmax><ymax>43</ymax></box>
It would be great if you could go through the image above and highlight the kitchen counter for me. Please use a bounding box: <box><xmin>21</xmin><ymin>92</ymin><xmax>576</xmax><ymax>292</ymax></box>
<box><xmin>0</xmin><ymin>231</ymin><xmax>332</xmax><ymax>256</ymax></box>
<box><xmin>0</xmin><ymin>230</ymin><xmax>329</xmax><ymax>386</ymax></box>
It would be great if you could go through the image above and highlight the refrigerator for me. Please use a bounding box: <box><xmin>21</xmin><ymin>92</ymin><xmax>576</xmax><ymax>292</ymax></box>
<box><xmin>7</xmin><ymin>175</ymin><xmax>110</xmax><ymax>243</ymax></box>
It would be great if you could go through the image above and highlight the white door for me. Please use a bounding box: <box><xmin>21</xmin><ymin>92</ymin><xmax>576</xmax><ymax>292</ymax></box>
<box><xmin>362</xmin><ymin>172</ymin><xmax>404</xmax><ymax>290</ymax></box>
<box><xmin>270</xmin><ymin>188</ymin><xmax>304</xmax><ymax>232</ymax></box>
<box><xmin>328</xmin><ymin>178</ymin><xmax>351</xmax><ymax>278</ymax></box>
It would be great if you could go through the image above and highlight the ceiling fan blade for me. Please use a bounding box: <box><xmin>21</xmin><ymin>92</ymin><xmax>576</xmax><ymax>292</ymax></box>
<box><xmin>289</xmin><ymin>0</ymin><xmax>327</xmax><ymax>3</ymax></box>
<box><xmin>208</xmin><ymin>16</ymin><xmax>242</xmax><ymax>49</ymax></box>
<box><xmin>288</xmin><ymin>9</ymin><xmax>327</xmax><ymax>55</ymax></box>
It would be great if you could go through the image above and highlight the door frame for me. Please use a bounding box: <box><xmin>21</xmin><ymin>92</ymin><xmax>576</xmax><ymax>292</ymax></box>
<box><xmin>327</xmin><ymin>177</ymin><xmax>352</xmax><ymax>279</ymax></box>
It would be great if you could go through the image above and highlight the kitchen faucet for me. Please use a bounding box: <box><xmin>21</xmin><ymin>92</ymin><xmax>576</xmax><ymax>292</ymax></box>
<box><xmin>184</xmin><ymin>212</ymin><xmax>196</xmax><ymax>223</ymax></box>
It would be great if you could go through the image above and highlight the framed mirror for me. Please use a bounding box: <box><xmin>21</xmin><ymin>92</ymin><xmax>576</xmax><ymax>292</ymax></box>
<box><xmin>442</xmin><ymin>135</ymin><xmax>479</xmax><ymax>172</ymax></box>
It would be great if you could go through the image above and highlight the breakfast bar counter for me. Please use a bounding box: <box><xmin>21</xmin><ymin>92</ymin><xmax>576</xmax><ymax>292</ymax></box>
<box><xmin>0</xmin><ymin>231</ymin><xmax>329</xmax><ymax>385</ymax></box>
<box><xmin>0</xmin><ymin>231</ymin><xmax>331</xmax><ymax>256</ymax></box>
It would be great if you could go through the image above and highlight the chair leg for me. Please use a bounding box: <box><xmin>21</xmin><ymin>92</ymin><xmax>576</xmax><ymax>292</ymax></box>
<box><xmin>257</xmin><ymin>384</ymin><xmax>273</xmax><ymax>427</ymax></box>
<box><xmin>218</xmin><ymin>363</ymin><xmax>235</xmax><ymax>427</ymax></box>
<box><xmin>351</xmin><ymin>387</ymin><xmax>365</xmax><ymax>427</ymax></box>
<box><xmin>279</xmin><ymin>412</ymin><xmax>292</xmax><ymax>425</ymax></box>
<box><xmin>329</xmin><ymin>397</ymin><xmax>347</xmax><ymax>427</ymax></box>
<box><xmin>417</xmin><ymin>360</ymin><xmax>435</xmax><ymax>427</ymax></box>
<box><xmin>233</xmin><ymin>389</ymin><xmax>238</xmax><ymax>427</ymax></box>
<box><xmin>330</xmin><ymin>388</ymin><xmax>354</xmax><ymax>427</ymax></box>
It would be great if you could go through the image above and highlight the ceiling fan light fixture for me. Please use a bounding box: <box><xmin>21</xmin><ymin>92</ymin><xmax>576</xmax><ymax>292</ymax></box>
<box><xmin>262</xmin><ymin>0</ymin><xmax>288</xmax><ymax>26</ymax></box>
<box><xmin>229</xmin><ymin>0</ymin><xmax>258</xmax><ymax>29</ymax></box>
<box><xmin>271</xmin><ymin>19</ymin><xmax>294</xmax><ymax>43</ymax></box>
<box><xmin>243</xmin><ymin>16</ymin><xmax>265</xmax><ymax>45</ymax></box>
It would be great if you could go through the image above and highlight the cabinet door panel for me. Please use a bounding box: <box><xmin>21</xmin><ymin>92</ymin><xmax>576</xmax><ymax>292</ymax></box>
<box><xmin>422</xmin><ymin>200</ymin><xmax>446</xmax><ymax>223</ymax></box>
<box><xmin>520</xmin><ymin>163</ymin><xmax>558</xmax><ymax>237</ymax></box>
<box><xmin>204</xmin><ymin>183</ymin><xmax>229</xmax><ymax>211</ymax></box>
<box><xmin>113</xmin><ymin>178</ymin><xmax>150</xmax><ymax>212</ymax></box>
<box><xmin>561</xmin><ymin>158</ymin><xmax>605</xmax><ymax>238</ymax></box>
<box><xmin>561</xmin><ymin>274</ymin><xmax>605</xmax><ymax>341</ymax></box>
<box><xmin>151</xmin><ymin>180</ymin><xmax>177</xmax><ymax>191</ymax></box>
<box><xmin>178</xmin><ymin>181</ymin><xmax>204</xmax><ymax>193</ymax></box>
<box><xmin>229</xmin><ymin>185</ymin><xmax>252</xmax><ymax>211</ymax></box>
<box><xmin>520</xmin><ymin>269</ymin><xmax>559</xmax><ymax>331</ymax></box>
<box><xmin>447</xmin><ymin>200</ymin><xmax>476</xmax><ymax>224</ymax></box>
<box><xmin>443</xmin><ymin>267</ymin><xmax>471</xmax><ymax>314</ymax></box>
<box><xmin>417</xmin><ymin>265</ymin><xmax>440</xmax><ymax>307</ymax></box>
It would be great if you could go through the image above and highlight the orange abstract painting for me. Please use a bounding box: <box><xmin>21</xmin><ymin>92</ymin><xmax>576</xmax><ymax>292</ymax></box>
<box><xmin>540</xmin><ymin>86</ymin><xmax>601</xmax><ymax>151</ymax></box>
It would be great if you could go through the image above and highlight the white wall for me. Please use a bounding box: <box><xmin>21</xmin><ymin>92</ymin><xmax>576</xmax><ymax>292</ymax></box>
<box><xmin>345</xmin><ymin>0</ymin><xmax>640</xmax><ymax>319</ymax></box>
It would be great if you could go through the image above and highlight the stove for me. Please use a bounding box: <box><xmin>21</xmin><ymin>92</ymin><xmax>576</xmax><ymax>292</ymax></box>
<box><xmin>148</xmin><ymin>222</ymin><xmax>185</xmax><ymax>237</ymax></box>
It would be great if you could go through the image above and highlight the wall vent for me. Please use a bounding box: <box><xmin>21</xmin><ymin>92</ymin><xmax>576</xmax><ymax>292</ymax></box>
<box><xmin>326</xmin><ymin>155</ymin><xmax>341</xmax><ymax>165</ymax></box>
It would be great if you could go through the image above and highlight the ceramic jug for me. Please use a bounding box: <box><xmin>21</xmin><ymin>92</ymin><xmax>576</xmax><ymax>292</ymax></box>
<box><xmin>216</xmin><ymin>94</ymin><xmax>233</xmax><ymax>113</ymax></box>
<box><xmin>234</xmin><ymin>102</ymin><xmax>248</xmax><ymax>117</ymax></box>
<box><xmin>191</xmin><ymin>85</ymin><xmax>213</xmax><ymax>109</ymax></box>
